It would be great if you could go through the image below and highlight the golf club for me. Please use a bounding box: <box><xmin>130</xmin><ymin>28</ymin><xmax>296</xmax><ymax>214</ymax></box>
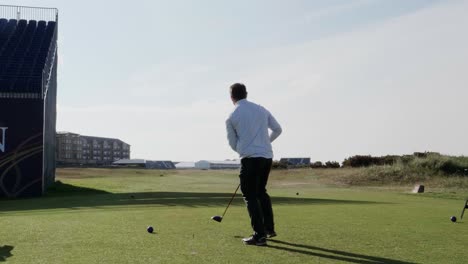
<box><xmin>461</xmin><ymin>199</ymin><xmax>468</xmax><ymax>219</ymax></box>
<box><xmin>211</xmin><ymin>184</ymin><xmax>240</xmax><ymax>222</ymax></box>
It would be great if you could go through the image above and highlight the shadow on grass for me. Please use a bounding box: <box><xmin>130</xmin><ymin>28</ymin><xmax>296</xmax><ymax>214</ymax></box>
<box><xmin>0</xmin><ymin>182</ymin><xmax>388</xmax><ymax>213</ymax></box>
<box><xmin>268</xmin><ymin>240</ymin><xmax>417</xmax><ymax>264</ymax></box>
<box><xmin>0</xmin><ymin>245</ymin><xmax>14</xmax><ymax>262</ymax></box>
<box><xmin>45</xmin><ymin>181</ymin><xmax>110</xmax><ymax>196</ymax></box>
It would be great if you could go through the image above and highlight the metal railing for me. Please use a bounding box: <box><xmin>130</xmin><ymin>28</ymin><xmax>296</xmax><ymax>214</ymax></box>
<box><xmin>42</xmin><ymin>21</ymin><xmax>58</xmax><ymax>99</ymax></box>
<box><xmin>0</xmin><ymin>5</ymin><xmax>58</xmax><ymax>22</ymax></box>
<box><xmin>0</xmin><ymin>92</ymin><xmax>42</xmax><ymax>99</ymax></box>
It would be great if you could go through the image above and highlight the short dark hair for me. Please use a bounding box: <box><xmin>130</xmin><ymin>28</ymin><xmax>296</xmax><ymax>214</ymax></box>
<box><xmin>230</xmin><ymin>83</ymin><xmax>247</xmax><ymax>101</ymax></box>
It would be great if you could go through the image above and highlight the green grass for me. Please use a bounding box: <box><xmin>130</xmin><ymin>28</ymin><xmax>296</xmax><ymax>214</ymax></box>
<box><xmin>339</xmin><ymin>154</ymin><xmax>468</xmax><ymax>186</ymax></box>
<box><xmin>1</xmin><ymin>168</ymin><xmax>467</xmax><ymax>263</ymax></box>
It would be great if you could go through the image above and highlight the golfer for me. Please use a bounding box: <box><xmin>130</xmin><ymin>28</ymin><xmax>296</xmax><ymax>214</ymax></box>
<box><xmin>226</xmin><ymin>83</ymin><xmax>282</xmax><ymax>246</ymax></box>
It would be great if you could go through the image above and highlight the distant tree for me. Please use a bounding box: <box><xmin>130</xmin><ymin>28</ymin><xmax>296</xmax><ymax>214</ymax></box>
<box><xmin>310</xmin><ymin>161</ymin><xmax>324</xmax><ymax>168</ymax></box>
<box><xmin>342</xmin><ymin>155</ymin><xmax>399</xmax><ymax>167</ymax></box>
<box><xmin>272</xmin><ymin>161</ymin><xmax>288</xmax><ymax>169</ymax></box>
<box><xmin>342</xmin><ymin>155</ymin><xmax>376</xmax><ymax>167</ymax></box>
<box><xmin>325</xmin><ymin>161</ymin><xmax>340</xmax><ymax>168</ymax></box>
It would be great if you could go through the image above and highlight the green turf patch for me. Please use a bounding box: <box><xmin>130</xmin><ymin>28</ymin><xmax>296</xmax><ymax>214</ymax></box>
<box><xmin>0</xmin><ymin>168</ymin><xmax>467</xmax><ymax>264</ymax></box>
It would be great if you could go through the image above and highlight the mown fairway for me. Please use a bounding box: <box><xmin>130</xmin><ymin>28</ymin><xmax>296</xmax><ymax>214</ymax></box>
<box><xmin>1</xmin><ymin>168</ymin><xmax>467</xmax><ymax>263</ymax></box>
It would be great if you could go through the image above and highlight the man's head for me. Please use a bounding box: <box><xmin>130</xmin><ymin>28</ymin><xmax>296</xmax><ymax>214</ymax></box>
<box><xmin>230</xmin><ymin>83</ymin><xmax>247</xmax><ymax>104</ymax></box>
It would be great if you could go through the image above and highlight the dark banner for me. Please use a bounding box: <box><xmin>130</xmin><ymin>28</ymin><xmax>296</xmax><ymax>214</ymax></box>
<box><xmin>0</xmin><ymin>99</ymin><xmax>44</xmax><ymax>198</ymax></box>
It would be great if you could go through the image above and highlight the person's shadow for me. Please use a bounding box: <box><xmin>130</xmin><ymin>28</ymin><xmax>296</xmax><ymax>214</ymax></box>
<box><xmin>0</xmin><ymin>245</ymin><xmax>14</xmax><ymax>262</ymax></box>
<box><xmin>267</xmin><ymin>239</ymin><xmax>417</xmax><ymax>264</ymax></box>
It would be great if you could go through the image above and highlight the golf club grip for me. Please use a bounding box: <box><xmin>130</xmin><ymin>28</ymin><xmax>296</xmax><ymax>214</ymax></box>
<box><xmin>221</xmin><ymin>184</ymin><xmax>240</xmax><ymax>217</ymax></box>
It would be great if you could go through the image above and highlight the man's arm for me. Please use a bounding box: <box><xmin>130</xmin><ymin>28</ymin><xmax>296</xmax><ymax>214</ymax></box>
<box><xmin>226</xmin><ymin>118</ymin><xmax>238</xmax><ymax>152</ymax></box>
<box><xmin>268</xmin><ymin>112</ymin><xmax>282</xmax><ymax>143</ymax></box>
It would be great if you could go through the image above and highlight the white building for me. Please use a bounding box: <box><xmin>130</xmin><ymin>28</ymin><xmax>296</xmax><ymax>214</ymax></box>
<box><xmin>174</xmin><ymin>161</ymin><xmax>196</xmax><ymax>169</ymax></box>
<box><xmin>195</xmin><ymin>160</ymin><xmax>241</xmax><ymax>170</ymax></box>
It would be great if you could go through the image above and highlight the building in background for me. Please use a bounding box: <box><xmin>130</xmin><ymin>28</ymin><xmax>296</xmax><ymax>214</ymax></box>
<box><xmin>56</xmin><ymin>132</ymin><xmax>130</xmax><ymax>165</ymax></box>
<box><xmin>174</xmin><ymin>161</ymin><xmax>196</xmax><ymax>169</ymax></box>
<box><xmin>195</xmin><ymin>160</ymin><xmax>241</xmax><ymax>170</ymax></box>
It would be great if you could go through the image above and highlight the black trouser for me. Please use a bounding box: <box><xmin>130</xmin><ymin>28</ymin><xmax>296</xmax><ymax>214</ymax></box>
<box><xmin>239</xmin><ymin>157</ymin><xmax>274</xmax><ymax>238</ymax></box>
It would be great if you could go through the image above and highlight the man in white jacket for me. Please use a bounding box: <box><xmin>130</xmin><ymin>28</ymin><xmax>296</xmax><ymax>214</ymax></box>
<box><xmin>225</xmin><ymin>83</ymin><xmax>282</xmax><ymax>246</ymax></box>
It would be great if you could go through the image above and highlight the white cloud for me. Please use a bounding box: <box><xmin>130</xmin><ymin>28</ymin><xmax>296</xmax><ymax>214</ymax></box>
<box><xmin>303</xmin><ymin>0</ymin><xmax>374</xmax><ymax>23</ymax></box>
<box><xmin>58</xmin><ymin>100</ymin><xmax>235</xmax><ymax>160</ymax></box>
<box><xmin>58</xmin><ymin>0</ymin><xmax>468</xmax><ymax>162</ymax></box>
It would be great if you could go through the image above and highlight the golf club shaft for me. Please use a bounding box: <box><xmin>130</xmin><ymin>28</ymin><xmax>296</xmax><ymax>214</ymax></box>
<box><xmin>221</xmin><ymin>184</ymin><xmax>240</xmax><ymax>218</ymax></box>
<box><xmin>462</xmin><ymin>200</ymin><xmax>467</xmax><ymax>219</ymax></box>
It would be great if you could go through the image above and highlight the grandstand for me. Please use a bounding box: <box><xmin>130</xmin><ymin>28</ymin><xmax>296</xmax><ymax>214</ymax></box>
<box><xmin>195</xmin><ymin>160</ymin><xmax>241</xmax><ymax>170</ymax></box>
<box><xmin>0</xmin><ymin>5</ymin><xmax>58</xmax><ymax>198</ymax></box>
<box><xmin>279</xmin><ymin>158</ymin><xmax>311</xmax><ymax>167</ymax></box>
<box><xmin>113</xmin><ymin>159</ymin><xmax>176</xmax><ymax>170</ymax></box>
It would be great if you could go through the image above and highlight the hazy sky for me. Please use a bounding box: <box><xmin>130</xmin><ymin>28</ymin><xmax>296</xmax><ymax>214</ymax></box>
<box><xmin>7</xmin><ymin>0</ymin><xmax>468</xmax><ymax>162</ymax></box>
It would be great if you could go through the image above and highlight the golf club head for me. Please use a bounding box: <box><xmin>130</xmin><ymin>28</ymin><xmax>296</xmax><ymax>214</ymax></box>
<box><xmin>211</xmin><ymin>216</ymin><xmax>223</xmax><ymax>222</ymax></box>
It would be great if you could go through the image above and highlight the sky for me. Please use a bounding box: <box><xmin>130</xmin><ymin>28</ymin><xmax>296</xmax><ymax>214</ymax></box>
<box><xmin>6</xmin><ymin>0</ymin><xmax>468</xmax><ymax>162</ymax></box>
